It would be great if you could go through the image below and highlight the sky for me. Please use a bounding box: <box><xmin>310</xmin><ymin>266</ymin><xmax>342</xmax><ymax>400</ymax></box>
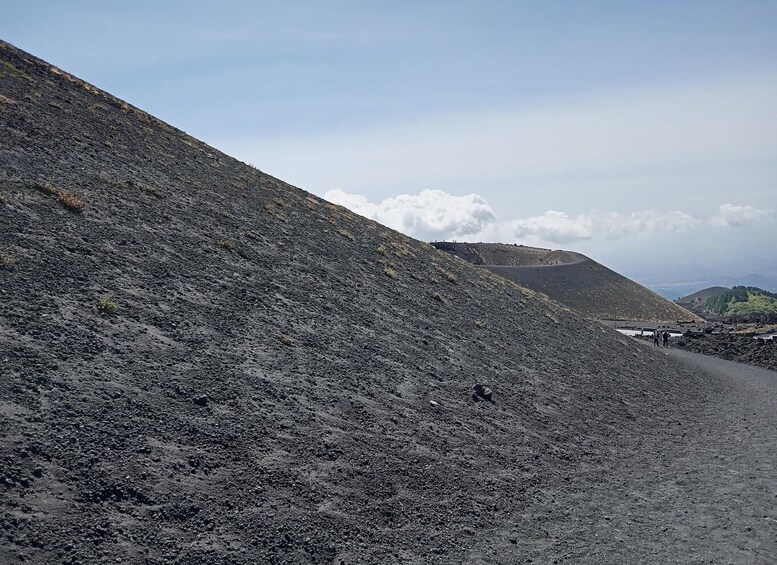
<box><xmin>3</xmin><ymin>1</ymin><xmax>777</xmax><ymax>291</ymax></box>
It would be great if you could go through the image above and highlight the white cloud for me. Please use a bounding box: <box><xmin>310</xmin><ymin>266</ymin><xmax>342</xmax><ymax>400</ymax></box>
<box><xmin>324</xmin><ymin>189</ymin><xmax>708</xmax><ymax>245</ymax></box>
<box><xmin>709</xmin><ymin>203</ymin><xmax>773</xmax><ymax>227</ymax></box>
<box><xmin>324</xmin><ymin>188</ymin><xmax>496</xmax><ymax>241</ymax></box>
<box><xmin>511</xmin><ymin>211</ymin><xmax>593</xmax><ymax>243</ymax></box>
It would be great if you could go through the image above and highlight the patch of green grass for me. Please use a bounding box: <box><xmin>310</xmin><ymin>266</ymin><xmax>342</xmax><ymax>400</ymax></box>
<box><xmin>98</xmin><ymin>295</ymin><xmax>117</xmax><ymax>314</ymax></box>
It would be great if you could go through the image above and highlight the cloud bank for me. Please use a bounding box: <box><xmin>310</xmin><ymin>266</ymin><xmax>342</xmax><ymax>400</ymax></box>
<box><xmin>709</xmin><ymin>204</ymin><xmax>773</xmax><ymax>227</ymax></box>
<box><xmin>325</xmin><ymin>188</ymin><xmax>496</xmax><ymax>241</ymax></box>
<box><xmin>325</xmin><ymin>189</ymin><xmax>765</xmax><ymax>246</ymax></box>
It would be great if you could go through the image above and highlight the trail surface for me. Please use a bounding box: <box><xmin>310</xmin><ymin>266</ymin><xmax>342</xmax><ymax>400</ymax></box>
<box><xmin>543</xmin><ymin>345</ymin><xmax>777</xmax><ymax>564</ymax></box>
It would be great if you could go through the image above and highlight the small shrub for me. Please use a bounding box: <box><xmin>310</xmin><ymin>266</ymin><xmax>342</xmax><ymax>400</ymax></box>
<box><xmin>384</xmin><ymin>265</ymin><xmax>397</xmax><ymax>278</ymax></box>
<box><xmin>219</xmin><ymin>238</ymin><xmax>235</xmax><ymax>250</ymax></box>
<box><xmin>0</xmin><ymin>193</ymin><xmax>6</xmax><ymax>204</ymax></box>
<box><xmin>98</xmin><ymin>295</ymin><xmax>117</xmax><ymax>314</ymax></box>
<box><xmin>475</xmin><ymin>319</ymin><xmax>486</xmax><ymax>328</ymax></box>
<box><xmin>0</xmin><ymin>252</ymin><xmax>16</xmax><ymax>268</ymax></box>
<box><xmin>57</xmin><ymin>190</ymin><xmax>85</xmax><ymax>212</ymax></box>
<box><xmin>376</xmin><ymin>244</ymin><xmax>387</xmax><ymax>255</ymax></box>
<box><xmin>432</xmin><ymin>292</ymin><xmax>444</xmax><ymax>303</ymax></box>
<box><xmin>280</xmin><ymin>334</ymin><xmax>294</xmax><ymax>347</ymax></box>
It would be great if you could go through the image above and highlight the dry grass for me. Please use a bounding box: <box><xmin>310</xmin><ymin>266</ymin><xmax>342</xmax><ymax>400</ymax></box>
<box><xmin>337</xmin><ymin>228</ymin><xmax>355</xmax><ymax>241</ymax></box>
<box><xmin>280</xmin><ymin>334</ymin><xmax>295</xmax><ymax>347</ymax></box>
<box><xmin>139</xmin><ymin>182</ymin><xmax>162</xmax><ymax>198</ymax></box>
<box><xmin>432</xmin><ymin>292</ymin><xmax>444</xmax><ymax>303</ymax></box>
<box><xmin>475</xmin><ymin>319</ymin><xmax>486</xmax><ymax>328</ymax></box>
<box><xmin>0</xmin><ymin>193</ymin><xmax>6</xmax><ymax>204</ymax></box>
<box><xmin>34</xmin><ymin>180</ymin><xmax>86</xmax><ymax>212</ymax></box>
<box><xmin>384</xmin><ymin>265</ymin><xmax>397</xmax><ymax>278</ymax></box>
<box><xmin>35</xmin><ymin>179</ymin><xmax>57</xmax><ymax>195</ymax></box>
<box><xmin>218</xmin><ymin>238</ymin><xmax>235</xmax><ymax>250</ymax></box>
<box><xmin>438</xmin><ymin>269</ymin><xmax>456</xmax><ymax>283</ymax></box>
<box><xmin>0</xmin><ymin>252</ymin><xmax>16</xmax><ymax>268</ymax></box>
<box><xmin>57</xmin><ymin>190</ymin><xmax>85</xmax><ymax>212</ymax></box>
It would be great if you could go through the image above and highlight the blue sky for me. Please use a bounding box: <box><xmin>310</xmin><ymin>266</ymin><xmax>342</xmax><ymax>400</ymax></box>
<box><xmin>3</xmin><ymin>1</ymin><xmax>777</xmax><ymax>289</ymax></box>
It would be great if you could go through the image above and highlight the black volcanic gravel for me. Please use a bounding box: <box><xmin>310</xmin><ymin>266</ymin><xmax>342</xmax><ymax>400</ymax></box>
<box><xmin>674</xmin><ymin>333</ymin><xmax>777</xmax><ymax>372</ymax></box>
<box><xmin>1</xmin><ymin>41</ymin><xmax>776</xmax><ymax>564</ymax></box>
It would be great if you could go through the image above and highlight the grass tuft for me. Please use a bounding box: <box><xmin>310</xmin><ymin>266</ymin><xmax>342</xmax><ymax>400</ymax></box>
<box><xmin>98</xmin><ymin>295</ymin><xmax>117</xmax><ymax>314</ymax></box>
<box><xmin>337</xmin><ymin>228</ymin><xmax>355</xmax><ymax>241</ymax></box>
<box><xmin>57</xmin><ymin>190</ymin><xmax>85</xmax><ymax>212</ymax></box>
<box><xmin>219</xmin><ymin>238</ymin><xmax>235</xmax><ymax>250</ymax></box>
<box><xmin>0</xmin><ymin>252</ymin><xmax>16</xmax><ymax>268</ymax></box>
<box><xmin>384</xmin><ymin>265</ymin><xmax>397</xmax><ymax>278</ymax></box>
<box><xmin>432</xmin><ymin>292</ymin><xmax>444</xmax><ymax>303</ymax></box>
<box><xmin>280</xmin><ymin>334</ymin><xmax>295</xmax><ymax>347</ymax></box>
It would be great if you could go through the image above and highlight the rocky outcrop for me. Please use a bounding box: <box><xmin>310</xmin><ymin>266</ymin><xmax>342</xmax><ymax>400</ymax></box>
<box><xmin>673</xmin><ymin>333</ymin><xmax>777</xmax><ymax>371</ymax></box>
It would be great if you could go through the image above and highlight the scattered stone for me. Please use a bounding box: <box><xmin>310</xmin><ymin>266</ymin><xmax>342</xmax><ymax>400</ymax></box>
<box><xmin>429</xmin><ymin>400</ymin><xmax>439</xmax><ymax>407</ymax></box>
<box><xmin>473</xmin><ymin>384</ymin><xmax>493</xmax><ymax>401</ymax></box>
<box><xmin>193</xmin><ymin>395</ymin><xmax>209</xmax><ymax>407</ymax></box>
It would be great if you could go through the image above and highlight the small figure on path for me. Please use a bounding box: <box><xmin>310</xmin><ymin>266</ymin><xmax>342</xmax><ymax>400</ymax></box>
<box><xmin>653</xmin><ymin>330</ymin><xmax>660</xmax><ymax>347</ymax></box>
<box><xmin>662</xmin><ymin>331</ymin><xmax>669</xmax><ymax>347</ymax></box>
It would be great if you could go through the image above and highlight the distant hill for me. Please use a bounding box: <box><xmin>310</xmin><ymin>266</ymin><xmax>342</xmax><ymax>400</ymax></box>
<box><xmin>704</xmin><ymin>287</ymin><xmax>777</xmax><ymax>316</ymax></box>
<box><xmin>676</xmin><ymin>286</ymin><xmax>730</xmax><ymax>304</ymax></box>
<box><xmin>677</xmin><ymin>286</ymin><xmax>777</xmax><ymax>319</ymax></box>
<box><xmin>432</xmin><ymin>242</ymin><xmax>701</xmax><ymax>323</ymax></box>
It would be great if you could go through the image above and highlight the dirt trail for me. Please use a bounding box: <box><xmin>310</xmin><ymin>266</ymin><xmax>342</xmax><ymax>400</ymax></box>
<box><xmin>508</xmin><ymin>346</ymin><xmax>777</xmax><ymax>564</ymax></box>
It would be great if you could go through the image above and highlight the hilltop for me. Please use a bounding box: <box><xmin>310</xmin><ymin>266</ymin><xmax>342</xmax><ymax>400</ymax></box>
<box><xmin>1</xmin><ymin>42</ymin><xmax>775</xmax><ymax>564</ymax></box>
<box><xmin>432</xmin><ymin>242</ymin><xmax>701</xmax><ymax>323</ymax></box>
<box><xmin>677</xmin><ymin>286</ymin><xmax>777</xmax><ymax>320</ymax></box>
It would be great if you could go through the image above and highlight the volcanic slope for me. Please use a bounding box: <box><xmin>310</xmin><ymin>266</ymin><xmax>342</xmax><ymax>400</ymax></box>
<box><xmin>433</xmin><ymin>242</ymin><xmax>701</xmax><ymax>323</ymax></box>
<box><xmin>1</xmin><ymin>42</ymin><xmax>773</xmax><ymax>564</ymax></box>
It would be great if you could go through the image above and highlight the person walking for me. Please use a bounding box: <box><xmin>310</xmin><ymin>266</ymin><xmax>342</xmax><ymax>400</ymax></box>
<box><xmin>662</xmin><ymin>331</ymin><xmax>669</xmax><ymax>347</ymax></box>
<box><xmin>653</xmin><ymin>330</ymin><xmax>660</xmax><ymax>347</ymax></box>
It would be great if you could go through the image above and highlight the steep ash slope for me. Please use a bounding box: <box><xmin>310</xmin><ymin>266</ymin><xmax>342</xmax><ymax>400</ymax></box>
<box><xmin>433</xmin><ymin>242</ymin><xmax>701</xmax><ymax>323</ymax></box>
<box><xmin>0</xmin><ymin>42</ymin><xmax>744</xmax><ymax>564</ymax></box>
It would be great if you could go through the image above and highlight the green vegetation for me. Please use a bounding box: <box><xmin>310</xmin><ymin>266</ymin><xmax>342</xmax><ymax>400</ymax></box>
<box><xmin>98</xmin><ymin>295</ymin><xmax>117</xmax><ymax>314</ymax></box>
<box><xmin>704</xmin><ymin>286</ymin><xmax>777</xmax><ymax>316</ymax></box>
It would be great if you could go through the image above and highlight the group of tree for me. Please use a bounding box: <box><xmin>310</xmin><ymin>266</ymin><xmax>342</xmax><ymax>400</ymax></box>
<box><xmin>704</xmin><ymin>286</ymin><xmax>777</xmax><ymax>316</ymax></box>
